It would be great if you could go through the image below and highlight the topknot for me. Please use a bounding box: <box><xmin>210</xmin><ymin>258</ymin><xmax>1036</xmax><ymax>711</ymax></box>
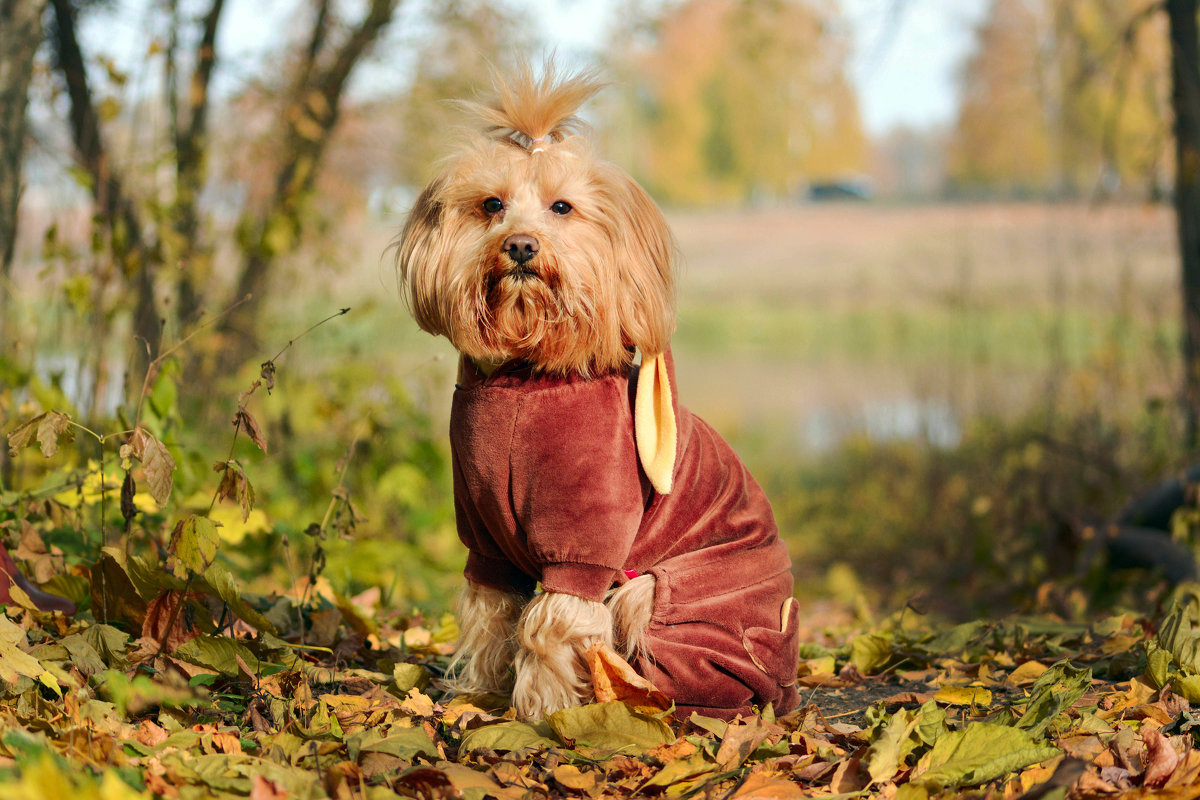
<box><xmin>458</xmin><ymin>61</ymin><xmax>605</xmax><ymax>151</ymax></box>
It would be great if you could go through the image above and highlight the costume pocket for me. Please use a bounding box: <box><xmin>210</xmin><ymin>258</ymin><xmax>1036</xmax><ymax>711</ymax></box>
<box><xmin>742</xmin><ymin>597</ymin><xmax>800</xmax><ymax>688</ymax></box>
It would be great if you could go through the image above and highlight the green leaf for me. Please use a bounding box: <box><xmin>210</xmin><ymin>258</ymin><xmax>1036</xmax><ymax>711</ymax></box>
<box><xmin>360</xmin><ymin>728</ymin><xmax>438</xmax><ymax>760</ymax></box>
<box><xmin>866</xmin><ymin>706</ymin><xmax>922</xmax><ymax>785</ymax></box>
<box><xmin>1174</xmin><ymin>674</ymin><xmax>1200</xmax><ymax>704</ymax></box>
<box><xmin>916</xmin><ymin>724</ymin><xmax>1060</xmax><ymax>790</ymax></box>
<box><xmin>393</xmin><ymin>663</ymin><xmax>430</xmax><ymax>694</ymax></box>
<box><xmin>1157</xmin><ymin>599</ymin><xmax>1200</xmax><ymax>676</ymax></box>
<box><xmin>851</xmin><ymin>632</ymin><xmax>893</xmax><ymax>675</ymax></box>
<box><xmin>202</xmin><ymin>563</ymin><xmax>278</xmax><ymax>634</ymax></box>
<box><xmin>1015</xmin><ymin>660</ymin><xmax>1091</xmax><ymax>739</ymax></box>
<box><xmin>546</xmin><ymin>701</ymin><xmax>674</xmax><ymax>755</ymax></box>
<box><xmin>458</xmin><ymin>720</ymin><xmax>557</xmax><ymax>755</ymax></box>
<box><xmin>173</xmin><ymin>635</ymin><xmax>260</xmax><ymax>677</ymax></box>
<box><xmin>1147</xmin><ymin>645</ymin><xmax>1173</xmax><ymax>688</ymax></box>
<box><xmin>169</xmin><ymin>515</ymin><xmax>219</xmax><ymax>578</ymax></box>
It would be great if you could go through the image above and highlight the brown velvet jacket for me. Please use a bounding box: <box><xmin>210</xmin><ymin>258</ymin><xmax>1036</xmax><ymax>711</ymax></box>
<box><xmin>450</xmin><ymin>355</ymin><xmax>800</xmax><ymax>717</ymax></box>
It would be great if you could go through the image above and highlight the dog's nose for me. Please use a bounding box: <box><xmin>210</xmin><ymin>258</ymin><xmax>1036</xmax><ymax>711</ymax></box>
<box><xmin>503</xmin><ymin>234</ymin><xmax>539</xmax><ymax>265</ymax></box>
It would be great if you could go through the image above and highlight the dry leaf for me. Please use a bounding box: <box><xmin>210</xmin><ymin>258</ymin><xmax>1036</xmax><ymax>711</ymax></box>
<box><xmin>1143</xmin><ymin>727</ymin><xmax>1181</xmax><ymax>788</ymax></box>
<box><xmin>587</xmin><ymin>641</ymin><xmax>673</xmax><ymax>715</ymax></box>
<box><xmin>235</xmin><ymin>408</ymin><xmax>269</xmax><ymax>453</ymax></box>
<box><xmin>124</xmin><ymin>427</ymin><xmax>176</xmax><ymax>504</ymax></box>
<box><xmin>142</xmin><ymin>590</ymin><xmax>201</xmax><ymax>652</ymax></box>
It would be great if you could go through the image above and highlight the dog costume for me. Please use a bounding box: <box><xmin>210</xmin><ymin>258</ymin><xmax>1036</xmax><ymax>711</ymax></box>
<box><xmin>450</xmin><ymin>350</ymin><xmax>800</xmax><ymax>718</ymax></box>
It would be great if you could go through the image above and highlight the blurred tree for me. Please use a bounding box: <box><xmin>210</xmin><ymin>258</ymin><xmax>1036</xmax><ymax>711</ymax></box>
<box><xmin>948</xmin><ymin>1</ymin><xmax>1056</xmax><ymax>195</ymax></box>
<box><xmin>0</xmin><ymin>0</ymin><xmax>44</xmax><ymax>348</ymax></box>
<box><xmin>43</xmin><ymin>0</ymin><xmax>401</xmax><ymax>386</ymax></box>
<box><xmin>389</xmin><ymin>0</ymin><xmax>531</xmax><ymax>188</ymax></box>
<box><xmin>618</xmin><ymin>0</ymin><xmax>866</xmax><ymax>205</ymax></box>
<box><xmin>949</xmin><ymin>0</ymin><xmax>1170</xmax><ymax>199</ymax></box>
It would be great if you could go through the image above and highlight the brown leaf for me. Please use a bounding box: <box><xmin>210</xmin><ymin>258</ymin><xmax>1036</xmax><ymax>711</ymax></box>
<box><xmin>124</xmin><ymin>428</ymin><xmax>176</xmax><ymax>505</ymax></box>
<box><xmin>7</xmin><ymin>411</ymin><xmax>74</xmax><ymax>458</ymax></box>
<box><xmin>5</xmin><ymin>414</ymin><xmax>41</xmax><ymax>456</ymax></box>
<box><xmin>729</xmin><ymin>771</ymin><xmax>805</xmax><ymax>799</ymax></box>
<box><xmin>250</xmin><ymin>774</ymin><xmax>289</xmax><ymax>800</ymax></box>
<box><xmin>587</xmin><ymin>641</ymin><xmax>674</xmax><ymax>716</ymax></box>
<box><xmin>715</xmin><ymin>716</ymin><xmax>774</xmax><ymax>770</ymax></box>
<box><xmin>142</xmin><ymin>590</ymin><xmax>201</xmax><ymax>653</ymax></box>
<box><xmin>213</xmin><ymin>460</ymin><xmax>255</xmax><ymax>521</ymax></box>
<box><xmin>1143</xmin><ymin>727</ymin><xmax>1181</xmax><ymax>788</ymax></box>
<box><xmin>827</xmin><ymin>756</ymin><xmax>870</xmax><ymax>794</ymax></box>
<box><xmin>135</xmin><ymin>719</ymin><xmax>169</xmax><ymax>747</ymax></box>
<box><xmin>235</xmin><ymin>408</ymin><xmax>268</xmax><ymax>453</ymax></box>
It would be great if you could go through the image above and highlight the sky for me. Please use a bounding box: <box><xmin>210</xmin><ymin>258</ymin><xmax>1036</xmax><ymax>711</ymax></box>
<box><xmin>80</xmin><ymin>0</ymin><xmax>992</xmax><ymax>140</ymax></box>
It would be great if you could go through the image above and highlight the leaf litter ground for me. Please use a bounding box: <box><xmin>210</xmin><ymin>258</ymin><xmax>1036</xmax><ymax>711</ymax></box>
<box><xmin>2</xmin><ymin>552</ymin><xmax>1200</xmax><ymax>800</ymax></box>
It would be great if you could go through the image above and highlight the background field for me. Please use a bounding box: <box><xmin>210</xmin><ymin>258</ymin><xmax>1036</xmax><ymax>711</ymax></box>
<box><xmin>202</xmin><ymin>200</ymin><xmax>1180</xmax><ymax>625</ymax></box>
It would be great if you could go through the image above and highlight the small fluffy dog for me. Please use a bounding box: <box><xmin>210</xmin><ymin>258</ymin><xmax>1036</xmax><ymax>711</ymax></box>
<box><xmin>396</xmin><ymin>64</ymin><xmax>799</xmax><ymax>720</ymax></box>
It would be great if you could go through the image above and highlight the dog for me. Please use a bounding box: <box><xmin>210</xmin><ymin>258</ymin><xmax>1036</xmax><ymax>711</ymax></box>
<box><xmin>395</xmin><ymin>63</ymin><xmax>799</xmax><ymax>720</ymax></box>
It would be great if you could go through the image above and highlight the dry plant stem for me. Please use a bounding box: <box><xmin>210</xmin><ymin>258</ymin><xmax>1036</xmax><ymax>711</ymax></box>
<box><xmin>265</xmin><ymin>307</ymin><xmax>351</xmax><ymax>366</ymax></box>
<box><xmin>133</xmin><ymin>294</ymin><xmax>251</xmax><ymax>429</ymax></box>
<box><xmin>316</xmin><ymin>432</ymin><xmax>362</xmax><ymax>537</ymax></box>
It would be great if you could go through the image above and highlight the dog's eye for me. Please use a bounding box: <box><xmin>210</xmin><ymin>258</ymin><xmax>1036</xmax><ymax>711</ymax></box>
<box><xmin>550</xmin><ymin>200</ymin><xmax>573</xmax><ymax>216</ymax></box>
<box><xmin>482</xmin><ymin>197</ymin><xmax>504</xmax><ymax>215</ymax></box>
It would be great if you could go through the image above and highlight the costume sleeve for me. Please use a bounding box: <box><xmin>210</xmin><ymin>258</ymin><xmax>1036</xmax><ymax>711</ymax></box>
<box><xmin>509</xmin><ymin>376</ymin><xmax>644</xmax><ymax>601</ymax></box>
<box><xmin>452</xmin><ymin>450</ymin><xmax>537</xmax><ymax>597</ymax></box>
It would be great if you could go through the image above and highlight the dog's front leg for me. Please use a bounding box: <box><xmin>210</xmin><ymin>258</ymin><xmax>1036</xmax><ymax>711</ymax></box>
<box><xmin>443</xmin><ymin>581</ymin><xmax>527</xmax><ymax>695</ymax></box>
<box><xmin>512</xmin><ymin>591</ymin><xmax>613</xmax><ymax>720</ymax></box>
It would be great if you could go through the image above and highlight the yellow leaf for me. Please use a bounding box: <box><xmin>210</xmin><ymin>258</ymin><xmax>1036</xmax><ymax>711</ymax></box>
<box><xmin>1010</xmin><ymin>661</ymin><xmax>1048</xmax><ymax>686</ymax></box>
<box><xmin>934</xmin><ymin>686</ymin><xmax>993</xmax><ymax>707</ymax></box>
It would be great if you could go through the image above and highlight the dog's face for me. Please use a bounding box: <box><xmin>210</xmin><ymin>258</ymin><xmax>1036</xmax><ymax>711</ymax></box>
<box><xmin>396</xmin><ymin>69</ymin><xmax>676</xmax><ymax>375</ymax></box>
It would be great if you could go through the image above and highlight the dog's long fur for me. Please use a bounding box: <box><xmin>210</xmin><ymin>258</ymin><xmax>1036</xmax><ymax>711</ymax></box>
<box><xmin>398</xmin><ymin>64</ymin><xmax>678</xmax><ymax>720</ymax></box>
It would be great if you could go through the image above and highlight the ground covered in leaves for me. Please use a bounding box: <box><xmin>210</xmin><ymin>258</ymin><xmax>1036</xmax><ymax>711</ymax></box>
<box><xmin>3</xmin><ymin>545</ymin><xmax>1200</xmax><ymax>800</ymax></box>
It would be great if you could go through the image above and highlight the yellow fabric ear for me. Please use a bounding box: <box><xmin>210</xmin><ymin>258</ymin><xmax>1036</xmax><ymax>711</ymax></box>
<box><xmin>635</xmin><ymin>352</ymin><xmax>677</xmax><ymax>495</ymax></box>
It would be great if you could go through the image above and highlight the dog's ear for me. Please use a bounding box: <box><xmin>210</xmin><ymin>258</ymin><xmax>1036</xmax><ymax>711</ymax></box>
<box><xmin>395</xmin><ymin>176</ymin><xmax>452</xmax><ymax>337</ymax></box>
<box><xmin>601</xmin><ymin>167</ymin><xmax>676</xmax><ymax>355</ymax></box>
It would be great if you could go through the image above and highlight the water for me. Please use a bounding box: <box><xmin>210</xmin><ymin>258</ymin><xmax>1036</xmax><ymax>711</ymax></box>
<box><xmin>801</xmin><ymin>396</ymin><xmax>962</xmax><ymax>453</ymax></box>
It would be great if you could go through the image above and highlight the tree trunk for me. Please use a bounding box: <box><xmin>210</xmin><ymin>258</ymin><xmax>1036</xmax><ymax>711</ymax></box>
<box><xmin>214</xmin><ymin>0</ymin><xmax>398</xmax><ymax>373</ymax></box>
<box><xmin>49</xmin><ymin>0</ymin><xmax>162</xmax><ymax>383</ymax></box>
<box><xmin>0</xmin><ymin>0</ymin><xmax>44</xmax><ymax>351</ymax></box>
<box><xmin>1169</xmin><ymin>0</ymin><xmax>1200</xmax><ymax>443</ymax></box>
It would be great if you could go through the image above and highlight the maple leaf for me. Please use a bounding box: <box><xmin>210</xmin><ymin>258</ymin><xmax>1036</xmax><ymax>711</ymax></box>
<box><xmin>121</xmin><ymin>427</ymin><xmax>176</xmax><ymax>505</ymax></box>
<box><xmin>214</xmin><ymin>460</ymin><xmax>255</xmax><ymax>521</ymax></box>
<box><xmin>7</xmin><ymin>411</ymin><xmax>75</xmax><ymax>458</ymax></box>
<box><xmin>168</xmin><ymin>515</ymin><xmax>219</xmax><ymax>578</ymax></box>
<box><xmin>235</xmin><ymin>408</ymin><xmax>268</xmax><ymax>453</ymax></box>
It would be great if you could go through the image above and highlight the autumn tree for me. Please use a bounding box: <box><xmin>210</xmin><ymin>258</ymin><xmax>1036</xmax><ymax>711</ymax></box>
<box><xmin>617</xmin><ymin>0</ymin><xmax>866</xmax><ymax>205</ymax></box>
<box><xmin>42</xmin><ymin>0</ymin><xmax>401</xmax><ymax>387</ymax></box>
<box><xmin>0</xmin><ymin>0</ymin><xmax>45</xmax><ymax>347</ymax></box>
<box><xmin>949</xmin><ymin>0</ymin><xmax>1171</xmax><ymax>198</ymax></box>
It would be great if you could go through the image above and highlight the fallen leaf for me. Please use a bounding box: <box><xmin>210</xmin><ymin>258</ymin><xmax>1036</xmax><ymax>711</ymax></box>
<box><xmin>587</xmin><ymin>641</ymin><xmax>673</xmax><ymax>715</ymax></box>
<box><xmin>546</xmin><ymin>701</ymin><xmax>674</xmax><ymax>754</ymax></box>
<box><xmin>1143</xmin><ymin>727</ymin><xmax>1181</xmax><ymax>788</ymax></box>
<box><xmin>729</xmin><ymin>770</ymin><xmax>805</xmax><ymax>799</ymax></box>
